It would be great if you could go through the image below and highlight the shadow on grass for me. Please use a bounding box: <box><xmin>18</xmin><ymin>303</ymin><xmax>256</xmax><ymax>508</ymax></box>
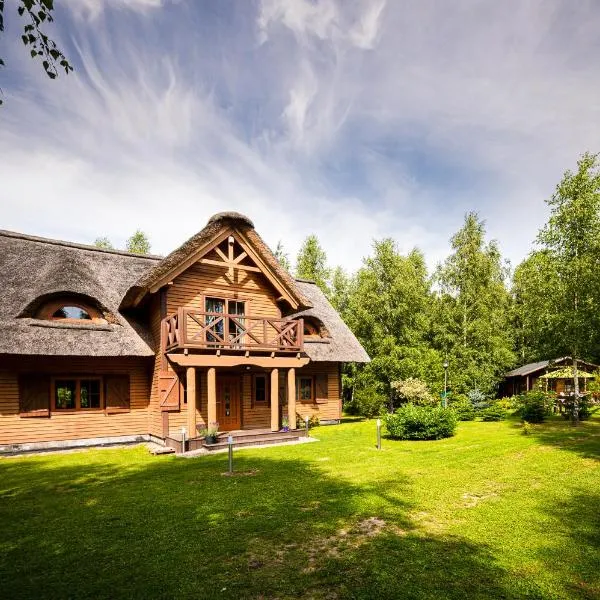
<box><xmin>0</xmin><ymin>450</ymin><xmax>536</xmax><ymax>600</ymax></box>
<box><xmin>535</xmin><ymin>492</ymin><xmax>600</xmax><ymax>599</ymax></box>
<box><xmin>518</xmin><ymin>415</ymin><xmax>600</xmax><ymax>460</ymax></box>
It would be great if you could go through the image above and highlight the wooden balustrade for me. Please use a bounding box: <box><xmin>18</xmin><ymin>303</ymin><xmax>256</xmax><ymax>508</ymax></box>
<box><xmin>162</xmin><ymin>309</ymin><xmax>303</xmax><ymax>353</ymax></box>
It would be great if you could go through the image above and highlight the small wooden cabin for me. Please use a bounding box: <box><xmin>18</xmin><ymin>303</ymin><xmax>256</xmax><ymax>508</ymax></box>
<box><xmin>500</xmin><ymin>357</ymin><xmax>598</xmax><ymax>397</ymax></box>
<box><xmin>0</xmin><ymin>212</ymin><xmax>369</xmax><ymax>452</ymax></box>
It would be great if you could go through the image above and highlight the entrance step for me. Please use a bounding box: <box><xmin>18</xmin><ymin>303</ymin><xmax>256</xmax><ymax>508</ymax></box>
<box><xmin>148</xmin><ymin>443</ymin><xmax>176</xmax><ymax>455</ymax></box>
<box><xmin>203</xmin><ymin>432</ymin><xmax>303</xmax><ymax>451</ymax></box>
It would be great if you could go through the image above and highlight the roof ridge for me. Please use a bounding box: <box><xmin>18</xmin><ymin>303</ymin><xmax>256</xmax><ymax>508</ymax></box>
<box><xmin>0</xmin><ymin>229</ymin><xmax>162</xmax><ymax>261</ymax></box>
<box><xmin>294</xmin><ymin>277</ymin><xmax>317</xmax><ymax>284</ymax></box>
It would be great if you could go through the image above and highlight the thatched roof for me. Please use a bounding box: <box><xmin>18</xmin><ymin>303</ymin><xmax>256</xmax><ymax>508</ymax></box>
<box><xmin>289</xmin><ymin>280</ymin><xmax>370</xmax><ymax>363</ymax></box>
<box><xmin>0</xmin><ymin>230</ymin><xmax>159</xmax><ymax>357</ymax></box>
<box><xmin>122</xmin><ymin>212</ymin><xmax>311</xmax><ymax>310</ymax></box>
<box><xmin>0</xmin><ymin>215</ymin><xmax>368</xmax><ymax>364</ymax></box>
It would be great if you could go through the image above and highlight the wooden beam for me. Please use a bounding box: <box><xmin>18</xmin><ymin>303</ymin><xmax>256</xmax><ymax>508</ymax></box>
<box><xmin>271</xmin><ymin>368</ymin><xmax>279</xmax><ymax>431</ymax></box>
<box><xmin>186</xmin><ymin>367</ymin><xmax>197</xmax><ymax>438</ymax></box>
<box><xmin>169</xmin><ymin>354</ymin><xmax>310</xmax><ymax>369</ymax></box>
<box><xmin>207</xmin><ymin>367</ymin><xmax>217</xmax><ymax>427</ymax></box>
<box><xmin>288</xmin><ymin>367</ymin><xmax>296</xmax><ymax>430</ymax></box>
<box><xmin>199</xmin><ymin>258</ymin><xmax>261</xmax><ymax>273</ymax></box>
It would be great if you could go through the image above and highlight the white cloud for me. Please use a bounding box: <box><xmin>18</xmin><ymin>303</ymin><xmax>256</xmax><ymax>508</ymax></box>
<box><xmin>65</xmin><ymin>0</ymin><xmax>163</xmax><ymax>22</ymax></box>
<box><xmin>2</xmin><ymin>0</ymin><xmax>600</xmax><ymax>277</ymax></box>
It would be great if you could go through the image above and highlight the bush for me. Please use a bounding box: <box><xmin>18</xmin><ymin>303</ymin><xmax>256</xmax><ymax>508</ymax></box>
<box><xmin>449</xmin><ymin>395</ymin><xmax>476</xmax><ymax>421</ymax></box>
<box><xmin>384</xmin><ymin>404</ymin><xmax>457</xmax><ymax>440</ymax></box>
<box><xmin>468</xmin><ymin>389</ymin><xmax>489</xmax><ymax>410</ymax></box>
<box><xmin>480</xmin><ymin>405</ymin><xmax>507</xmax><ymax>421</ymax></box>
<box><xmin>296</xmin><ymin>414</ymin><xmax>320</xmax><ymax>429</ymax></box>
<box><xmin>351</xmin><ymin>388</ymin><xmax>387</xmax><ymax>418</ymax></box>
<box><xmin>518</xmin><ymin>390</ymin><xmax>552</xmax><ymax>423</ymax></box>
<box><xmin>560</xmin><ymin>395</ymin><xmax>592</xmax><ymax>421</ymax></box>
<box><xmin>391</xmin><ymin>378</ymin><xmax>436</xmax><ymax>406</ymax></box>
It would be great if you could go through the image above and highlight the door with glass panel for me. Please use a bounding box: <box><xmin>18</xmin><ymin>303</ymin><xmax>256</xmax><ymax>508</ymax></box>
<box><xmin>205</xmin><ymin>297</ymin><xmax>225</xmax><ymax>344</ymax></box>
<box><xmin>216</xmin><ymin>375</ymin><xmax>241</xmax><ymax>430</ymax></box>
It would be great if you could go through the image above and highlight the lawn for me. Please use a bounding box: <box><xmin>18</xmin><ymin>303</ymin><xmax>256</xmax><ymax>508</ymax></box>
<box><xmin>1</xmin><ymin>416</ymin><xmax>599</xmax><ymax>600</ymax></box>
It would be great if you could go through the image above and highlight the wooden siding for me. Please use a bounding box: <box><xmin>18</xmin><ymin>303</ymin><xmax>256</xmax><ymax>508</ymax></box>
<box><xmin>0</xmin><ymin>356</ymin><xmax>151</xmax><ymax>445</ymax></box>
<box><xmin>242</xmin><ymin>372</ymin><xmax>271</xmax><ymax>429</ymax></box>
<box><xmin>295</xmin><ymin>362</ymin><xmax>341</xmax><ymax>422</ymax></box>
<box><xmin>167</xmin><ymin>262</ymin><xmax>281</xmax><ymax>318</ymax></box>
<box><xmin>148</xmin><ymin>294</ymin><xmax>165</xmax><ymax>438</ymax></box>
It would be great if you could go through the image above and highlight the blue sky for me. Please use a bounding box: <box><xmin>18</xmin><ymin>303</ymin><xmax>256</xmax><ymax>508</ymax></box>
<box><xmin>1</xmin><ymin>0</ymin><xmax>600</xmax><ymax>273</ymax></box>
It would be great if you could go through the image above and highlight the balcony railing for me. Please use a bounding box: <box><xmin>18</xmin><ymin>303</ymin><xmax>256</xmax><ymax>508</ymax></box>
<box><xmin>162</xmin><ymin>309</ymin><xmax>304</xmax><ymax>353</ymax></box>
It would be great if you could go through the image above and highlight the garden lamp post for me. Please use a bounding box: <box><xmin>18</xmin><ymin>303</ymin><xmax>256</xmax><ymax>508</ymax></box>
<box><xmin>443</xmin><ymin>360</ymin><xmax>449</xmax><ymax>408</ymax></box>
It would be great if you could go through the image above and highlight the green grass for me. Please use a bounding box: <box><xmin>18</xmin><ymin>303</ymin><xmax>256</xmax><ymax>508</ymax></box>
<box><xmin>1</xmin><ymin>416</ymin><xmax>599</xmax><ymax>600</ymax></box>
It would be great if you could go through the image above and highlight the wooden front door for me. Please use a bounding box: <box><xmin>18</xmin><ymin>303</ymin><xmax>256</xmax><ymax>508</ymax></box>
<box><xmin>216</xmin><ymin>375</ymin><xmax>241</xmax><ymax>431</ymax></box>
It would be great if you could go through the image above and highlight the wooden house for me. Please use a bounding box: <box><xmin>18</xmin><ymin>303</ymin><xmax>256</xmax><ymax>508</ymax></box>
<box><xmin>0</xmin><ymin>212</ymin><xmax>369</xmax><ymax>453</ymax></box>
<box><xmin>500</xmin><ymin>357</ymin><xmax>598</xmax><ymax>397</ymax></box>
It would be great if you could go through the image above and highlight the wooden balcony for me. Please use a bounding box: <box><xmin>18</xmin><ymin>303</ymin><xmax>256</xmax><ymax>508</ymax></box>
<box><xmin>162</xmin><ymin>309</ymin><xmax>304</xmax><ymax>353</ymax></box>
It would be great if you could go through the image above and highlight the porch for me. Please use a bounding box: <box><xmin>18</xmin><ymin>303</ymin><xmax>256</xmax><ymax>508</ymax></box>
<box><xmin>164</xmin><ymin>428</ymin><xmax>307</xmax><ymax>453</ymax></box>
<box><xmin>160</xmin><ymin>358</ymin><xmax>310</xmax><ymax>443</ymax></box>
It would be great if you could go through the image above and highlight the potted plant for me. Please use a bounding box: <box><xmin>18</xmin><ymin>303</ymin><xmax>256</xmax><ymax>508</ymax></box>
<box><xmin>281</xmin><ymin>416</ymin><xmax>289</xmax><ymax>432</ymax></box>
<box><xmin>203</xmin><ymin>421</ymin><xmax>219</xmax><ymax>444</ymax></box>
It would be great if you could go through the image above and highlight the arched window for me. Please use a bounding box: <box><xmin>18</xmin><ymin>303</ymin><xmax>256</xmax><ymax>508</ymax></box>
<box><xmin>35</xmin><ymin>297</ymin><xmax>105</xmax><ymax>323</ymax></box>
<box><xmin>302</xmin><ymin>317</ymin><xmax>330</xmax><ymax>339</ymax></box>
<box><xmin>52</xmin><ymin>306</ymin><xmax>92</xmax><ymax>320</ymax></box>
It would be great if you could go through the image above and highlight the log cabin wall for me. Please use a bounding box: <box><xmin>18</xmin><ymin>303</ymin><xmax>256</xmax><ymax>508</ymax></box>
<box><xmin>166</xmin><ymin>262</ymin><xmax>282</xmax><ymax>319</ymax></box>
<box><xmin>153</xmin><ymin>256</ymin><xmax>285</xmax><ymax>435</ymax></box>
<box><xmin>0</xmin><ymin>356</ymin><xmax>151</xmax><ymax>445</ymax></box>
<box><xmin>295</xmin><ymin>362</ymin><xmax>341</xmax><ymax>423</ymax></box>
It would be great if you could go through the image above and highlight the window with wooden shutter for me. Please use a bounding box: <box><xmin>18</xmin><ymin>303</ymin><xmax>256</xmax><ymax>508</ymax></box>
<box><xmin>315</xmin><ymin>373</ymin><xmax>328</xmax><ymax>404</ymax></box>
<box><xmin>159</xmin><ymin>370</ymin><xmax>180</xmax><ymax>411</ymax></box>
<box><xmin>19</xmin><ymin>374</ymin><xmax>50</xmax><ymax>417</ymax></box>
<box><xmin>105</xmin><ymin>375</ymin><xmax>130</xmax><ymax>414</ymax></box>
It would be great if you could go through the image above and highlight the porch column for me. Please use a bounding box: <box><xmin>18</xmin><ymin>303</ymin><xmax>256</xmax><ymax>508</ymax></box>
<box><xmin>207</xmin><ymin>367</ymin><xmax>217</xmax><ymax>427</ymax></box>
<box><xmin>186</xmin><ymin>367</ymin><xmax>197</xmax><ymax>437</ymax></box>
<box><xmin>287</xmin><ymin>367</ymin><xmax>296</xmax><ymax>430</ymax></box>
<box><xmin>271</xmin><ymin>368</ymin><xmax>279</xmax><ymax>431</ymax></box>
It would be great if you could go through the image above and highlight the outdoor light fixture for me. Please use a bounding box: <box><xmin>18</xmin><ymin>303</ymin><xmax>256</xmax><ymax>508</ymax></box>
<box><xmin>443</xmin><ymin>360</ymin><xmax>449</xmax><ymax>408</ymax></box>
<box><xmin>376</xmin><ymin>418</ymin><xmax>381</xmax><ymax>450</ymax></box>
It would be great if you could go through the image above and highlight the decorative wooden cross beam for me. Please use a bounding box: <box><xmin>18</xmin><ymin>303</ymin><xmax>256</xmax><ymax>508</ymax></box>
<box><xmin>200</xmin><ymin>235</ymin><xmax>261</xmax><ymax>279</ymax></box>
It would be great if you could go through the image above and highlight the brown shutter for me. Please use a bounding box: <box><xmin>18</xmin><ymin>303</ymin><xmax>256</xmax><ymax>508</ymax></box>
<box><xmin>159</xmin><ymin>370</ymin><xmax>180</xmax><ymax>411</ymax></box>
<box><xmin>315</xmin><ymin>373</ymin><xmax>328</xmax><ymax>404</ymax></box>
<box><xmin>105</xmin><ymin>375</ymin><xmax>130</xmax><ymax>413</ymax></box>
<box><xmin>19</xmin><ymin>374</ymin><xmax>50</xmax><ymax>417</ymax></box>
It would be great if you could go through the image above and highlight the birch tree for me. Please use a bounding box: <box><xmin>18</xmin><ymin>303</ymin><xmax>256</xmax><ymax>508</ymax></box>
<box><xmin>535</xmin><ymin>152</ymin><xmax>600</xmax><ymax>424</ymax></box>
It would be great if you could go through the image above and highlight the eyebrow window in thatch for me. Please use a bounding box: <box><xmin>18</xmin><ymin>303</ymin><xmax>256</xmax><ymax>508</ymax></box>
<box><xmin>35</xmin><ymin>297</ymin><xmax>106</xmax><ymax>324</ymax></box>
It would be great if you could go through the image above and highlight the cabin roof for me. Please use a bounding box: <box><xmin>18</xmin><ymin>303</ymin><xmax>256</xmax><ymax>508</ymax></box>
<box><xmin>504</xmin><ymin>357</ymin><xmax>598</xmax><ymax>377</ymax></box>
<box><xmin>290</xmin><ymin>281</ymin><xmax>370</xmax><ymax>363</ymax></box>
<box><xmin>0</xmin><ymin>217</ymin><xmax>366</xmax><ymax>362</ymax></box>
<box><xmin>121</xmin><ymin>212</ymin><xmax>311</xmax><ymax>311</ymax></box>
<box><xmin>0</xmin><ymin>230</ymin><xmax>159</xmax><ymax>357</ymax></box>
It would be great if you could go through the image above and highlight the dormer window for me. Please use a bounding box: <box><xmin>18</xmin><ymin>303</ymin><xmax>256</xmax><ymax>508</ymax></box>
<box><xmin>34</xmin><ymin>297</ymin><xmax>106</xmax><ymax>324</ymax></box>
<box><xmin>52</xmin><ymin>306</ymin><xmax>92</xmax><ymax>320</ymax></box>
<box><xmin>302</xmin><ymin>317</ymin><xmax>329</xmax><ymax>339</ymax></box>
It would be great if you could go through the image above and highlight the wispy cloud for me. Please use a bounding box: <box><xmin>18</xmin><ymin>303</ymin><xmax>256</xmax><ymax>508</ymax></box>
<box><xmin>1</xmin><ymin>0</ymin><xmax>599</xmax><ymax>273</ymax></box>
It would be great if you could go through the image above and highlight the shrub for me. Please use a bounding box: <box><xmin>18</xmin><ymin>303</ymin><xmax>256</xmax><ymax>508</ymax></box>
<box><xmin>391</xmin><ymin>378</ymin><xmax>436</xmax><ymax>406</ymax></box>
<box><xmin>522</xmin><ymin>421</ymin><xmax>532</xmax><ymax>435</ymax></box>
<box><xmin>468</xmin><ymin>389</ymin><xmax>489</xmax><ymax>410</ymax></box>
<box><xmin>518</xmin><ymin>390</ymin><xmax>552</xmax><ymax>423</ymax></box>
<box><xmin>449</xmin><ymin>395</ymin><xmax>476</xmax><ymax>421</ymax></box>
<box><xmin>560</xmin><ymin>395</ymin><xmax>592</xmax><ymax>421</ymax></box>
<box><xmin>480</xmin><ymin>405</ymin><xmax>507</xmax><ymax>421</ymax></box>
<box><xmin>296</xmin><ymin>414</ymin><xmax>320</xmax><ymax>429</ymax></box>
<box><xmin>350</xmin><ymin>388</ymin><xmax>387</xmax><ymax>418</ymax></box>
<box><xmin>495</xmin><ymin>398</ymin><xmax>514</xmax><ymax>411</ymax></box>
<box><xmin>384</xmin><ymin>404</ymin><xmax>457</xmax><ymax>440</ymax></box>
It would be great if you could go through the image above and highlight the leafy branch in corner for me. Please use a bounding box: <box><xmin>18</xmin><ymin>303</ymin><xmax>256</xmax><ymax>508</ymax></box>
<box><xmin>0</xmin><ymin>0</ymin><xmax>72</xmax><ymax>105</ymax></box>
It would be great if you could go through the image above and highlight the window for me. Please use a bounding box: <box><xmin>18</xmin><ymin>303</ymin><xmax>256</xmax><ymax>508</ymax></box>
<box><xmin>52</xmin><ymin>377</ymin><xmax>103</xmax><ymax>411</ymax></box>
<box><xmin>253</xmin><ymin>374</ymin><xmax>268</xmax><ymax>403</ymax></box>
<box><xmin>205</xmin><ymin>297</ymin><xmax>246</xmax><ymax>344</ymax></box>
<box><xmin>36</xmin><ymin>297</ymin><xmax>105</xmax><ymax>323</ymax></box>
<box><xmin>52</xmin><ymin>306</ymin><xmax>92</xmax><ymax>320</ymax></box>
<box><xmin>298</xmin><ymin>377</ymin><xmax>313</xmax><ymax>402</ymax></box>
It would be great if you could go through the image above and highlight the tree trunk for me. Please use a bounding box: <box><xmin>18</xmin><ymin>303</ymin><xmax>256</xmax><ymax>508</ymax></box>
<box><xmin>572</xmin><ymin>356</ymin><xmax>580</xmax><ymax>426</ymax></box>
